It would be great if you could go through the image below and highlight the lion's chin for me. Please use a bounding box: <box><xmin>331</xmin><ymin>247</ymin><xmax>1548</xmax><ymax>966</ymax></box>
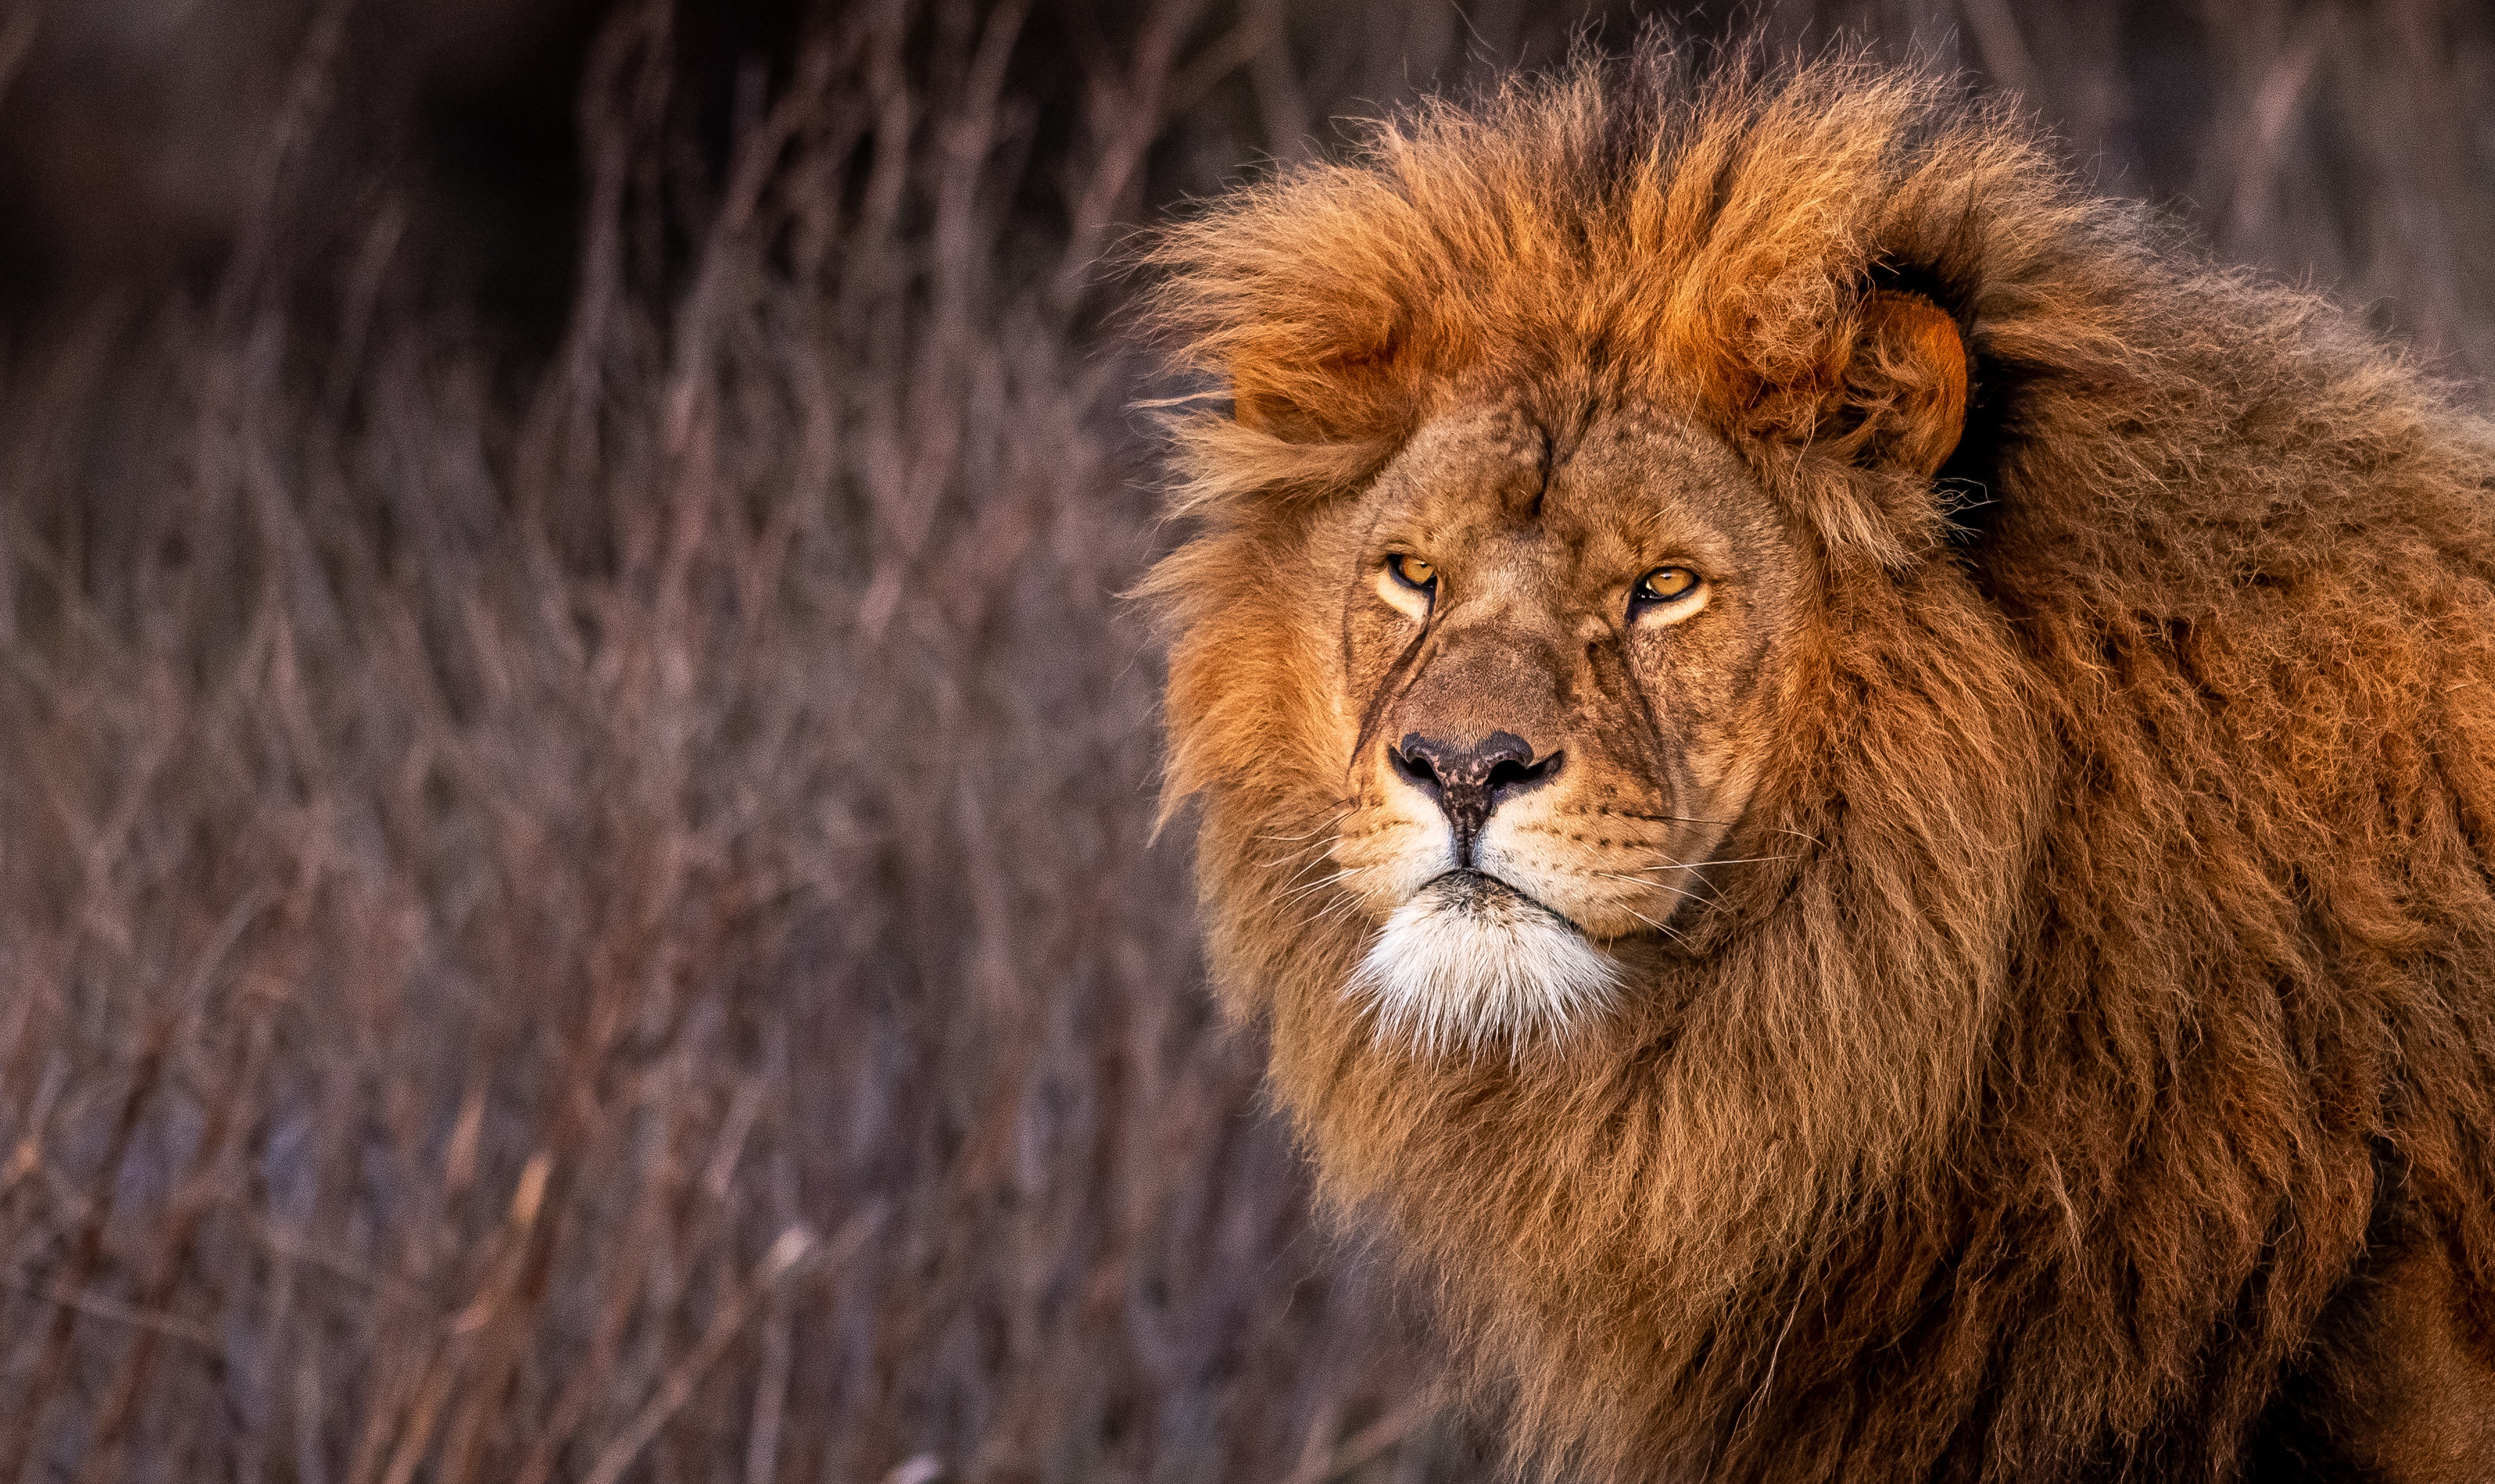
<box><xmin>1351</xmin><ymin>871</ymin><xmax>1619</xmax><ymax>1053</ymax></box>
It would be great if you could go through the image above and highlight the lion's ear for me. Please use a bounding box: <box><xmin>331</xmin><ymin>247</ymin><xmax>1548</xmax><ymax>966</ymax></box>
<box><xmin>1843</xmin><ymin>291</ymin><xmax>1968</xmax><ymax>478</ymax></box>
<box><xmin>1231</xmin><ymin>336</ymin><xmax>1406</xmax><ymax>445</ymax></box>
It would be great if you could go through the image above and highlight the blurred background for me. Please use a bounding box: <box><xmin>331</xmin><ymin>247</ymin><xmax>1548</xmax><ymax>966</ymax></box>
<box><xmin>0</xmin><ymin>1</ymin><xmax>2485</xmax><ymax>1481</ymax></box>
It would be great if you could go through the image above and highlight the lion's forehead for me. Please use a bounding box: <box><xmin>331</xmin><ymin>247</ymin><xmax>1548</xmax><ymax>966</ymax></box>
<box><xmin>1365</xmin><ymin>397</ymin><xmax>1773</xmax><ymax>576</ymax></box>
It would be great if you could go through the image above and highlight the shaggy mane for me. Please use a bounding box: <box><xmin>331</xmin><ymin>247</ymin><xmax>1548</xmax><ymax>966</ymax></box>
<box><xmin>1147</xmin><ymin>41</ymin><xmax>2495</xmax><ymax>1483</ymax></box>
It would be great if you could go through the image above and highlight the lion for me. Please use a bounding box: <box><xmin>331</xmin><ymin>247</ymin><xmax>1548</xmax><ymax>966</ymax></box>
<box><xmin>1142</xmin><ymin>41</ymin><xmax>2495</xmax><ymax>1484</ymax></box>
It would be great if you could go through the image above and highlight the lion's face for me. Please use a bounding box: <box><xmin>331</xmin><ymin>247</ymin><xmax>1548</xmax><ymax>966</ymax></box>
<box><xmin>1317</xmin><ymin>398</ymin><xmax>1809</xmax><ymax>1049</ymax></box>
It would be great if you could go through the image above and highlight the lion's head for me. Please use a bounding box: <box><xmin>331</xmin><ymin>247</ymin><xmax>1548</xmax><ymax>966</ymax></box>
<box><xmin>1326</xmin><ymin>399</ymin><xmax>1795</xmax><ymax>1048</ymax></box>
<box><xmin>1313</xmin><ymin>293</ymin><xmax>1968</xmax><ymax>1051</ymax></box>
<box><xmin>1147</xmin><ymin>42</ymin><xmax>2495</xmax><ymax>1484</ymax></box>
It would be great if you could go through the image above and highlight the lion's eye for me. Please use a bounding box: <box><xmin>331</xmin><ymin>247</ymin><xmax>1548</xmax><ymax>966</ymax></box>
<box><xmin>1389</xmin><ymin>554</ymin><xmax>1437</xmax><ymax>592</ymax></box>
<box><xmin>1633</xmin><ymin>566</ymin><xmax>1701</xmax><ymax>605</ymax></box>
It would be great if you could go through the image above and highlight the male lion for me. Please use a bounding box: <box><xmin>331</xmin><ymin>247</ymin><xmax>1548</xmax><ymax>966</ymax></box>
<box><xmin>1146</xmin><ymin>44</ymin><xmax>2495</xmax><ymax>1484</ymax></box>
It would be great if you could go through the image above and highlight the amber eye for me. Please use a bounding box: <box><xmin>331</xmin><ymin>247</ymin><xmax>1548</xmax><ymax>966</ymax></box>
<box><xmin>1633</xmin><ymin>566</ymin><xmax>1701</xmax><ymax>605</ymax></box>
<box><xmin>1388</xmin><ymin>554</ymin><xmax>1437</xmax><ymax>591</ymax></box>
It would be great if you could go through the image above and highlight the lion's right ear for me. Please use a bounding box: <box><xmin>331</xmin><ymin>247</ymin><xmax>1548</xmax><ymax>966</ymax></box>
<box><xmin>1229</xmin><ymin>332</ymin><xmax>1408</xmax><ymax>445</ymax></box>
<box><xmin>1837</xmin><ymin>290</ymin><xmax>1970</xmax><ymax>478</ymax></box>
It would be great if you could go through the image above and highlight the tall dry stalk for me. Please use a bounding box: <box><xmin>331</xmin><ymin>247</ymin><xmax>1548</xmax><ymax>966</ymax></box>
<box><xmin>0</xmin><ymin>3</ymin><xmax>1454</xmax><ymax>1479</ymax></box>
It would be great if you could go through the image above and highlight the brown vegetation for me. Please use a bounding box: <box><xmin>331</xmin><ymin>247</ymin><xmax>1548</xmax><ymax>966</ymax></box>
<box><xmin>1152</xmin><ymin>39</ymin><xmax>2495</xmax><ymax>1484</ymax></box>
<box><xmin>0</xmin><ymin>1</ymin><xmax>2487</xmax><ymax>1481</ymax></box>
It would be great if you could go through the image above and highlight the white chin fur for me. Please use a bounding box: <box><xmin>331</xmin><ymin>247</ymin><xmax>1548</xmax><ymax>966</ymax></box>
<box><xmin>1352</xmin><ymin>873</ymin><xmax>1618</xmax><ymax>1053</ymax></box>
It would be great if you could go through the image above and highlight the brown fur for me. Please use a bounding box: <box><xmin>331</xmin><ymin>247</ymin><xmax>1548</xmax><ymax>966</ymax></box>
<box><xmin>1143</xmin><ymin>42</ymin><xmax>2495</xmax><ymax>1483</ymax></box>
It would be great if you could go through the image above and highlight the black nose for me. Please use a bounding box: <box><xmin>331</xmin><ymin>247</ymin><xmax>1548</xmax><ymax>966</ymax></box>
<box><xmin>1390</xmin><ymin>731</ymin><xmax>1562</xmax><ymax>866</ymax></box>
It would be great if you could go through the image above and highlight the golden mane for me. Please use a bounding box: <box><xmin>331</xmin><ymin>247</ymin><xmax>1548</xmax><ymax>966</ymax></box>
<box><xmin>1146</xmin><ymin>42</ymin><xmax>2495</xmax><ymax>1482</ymax></box>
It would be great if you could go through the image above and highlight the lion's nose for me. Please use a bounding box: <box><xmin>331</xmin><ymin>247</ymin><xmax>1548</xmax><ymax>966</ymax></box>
<box><xmin>1390</xmin><ymin>731</ymin><xmax>1562</xmax><ymax>866</ymax></box>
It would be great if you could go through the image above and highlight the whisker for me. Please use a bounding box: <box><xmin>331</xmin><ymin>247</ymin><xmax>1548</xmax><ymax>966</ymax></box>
<box><xmin>1257</xmin><ymin>836</ymin><xmax>1343</xmax><ymax>870</ymax></box>
<box><xmin>1307</xmin><ymin>892</ymin><xmax>1372</xmax><ymax>929</ymax></box>
<box><xmin>1627</xmin><ymin>853</ymin><xmax>1703</xmax><ymax>871</ymax></box>
<box><xmin>1273</xmin><ymin>865</ymin><xmax>1328</xmax><ymax>894</ymax></box>
<box><xmin>1611</xmin><ymin>899</ymin><xmax>1692</xmax><ymax>948</ymax></box>
<box><xmin>1593</xmin><ymin>870</ymin><xmax>1710</xmax><ymax>905</ymax></box>
<box><xmin>1277</xmin><ymin>873</ymin><xmax>1338</xmax><ymax>902</ymax></box>
<box><xmin>1621</xmin><ymin>854</ymin><xmax>1796</xmax><ymax>873</ymax></box>
<box><xmin>1301</xmin><ymin>880</ymin><xmax>1379</xmax><ymax>931</ymax></box>
<box><xmin>1280</xmin><ymin>867</ymin><xmax>1363</xmax><ymax>904</ymax></box>
<box><xmin>1252</xmin><ymin>810</ymin><xmax>1354</xmax><ymax>844</ymax></box>
<box><xmin>1272</xmin><ymin>852</ymin><xmax>1337</xmax><ymax>886</ymax></box>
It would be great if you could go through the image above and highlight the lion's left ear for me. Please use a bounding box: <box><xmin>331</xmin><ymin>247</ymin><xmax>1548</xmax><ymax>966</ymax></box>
<box><xmin>1838</xmin><ymin>290</ymin><xmax>1969</xmax><ymax>478</ymax></box>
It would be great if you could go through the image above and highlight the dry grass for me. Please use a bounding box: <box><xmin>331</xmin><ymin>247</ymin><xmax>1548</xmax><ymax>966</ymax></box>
<box><xmin>0</xmin><ymin>1</ymin><xmax>2484</xmax><ymax>1481</ymax></box>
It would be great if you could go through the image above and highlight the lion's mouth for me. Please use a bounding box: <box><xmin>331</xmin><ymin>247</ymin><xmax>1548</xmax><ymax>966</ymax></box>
<box><xmin>1417</xmin><ymin>867</ymin><xmax>1581</xmax><ymax>930</ymax></box>
<box><xmin>1352</xmin><ymin>869</ymin><xmax>1619</xmax><ymax>1052</ymax></box>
